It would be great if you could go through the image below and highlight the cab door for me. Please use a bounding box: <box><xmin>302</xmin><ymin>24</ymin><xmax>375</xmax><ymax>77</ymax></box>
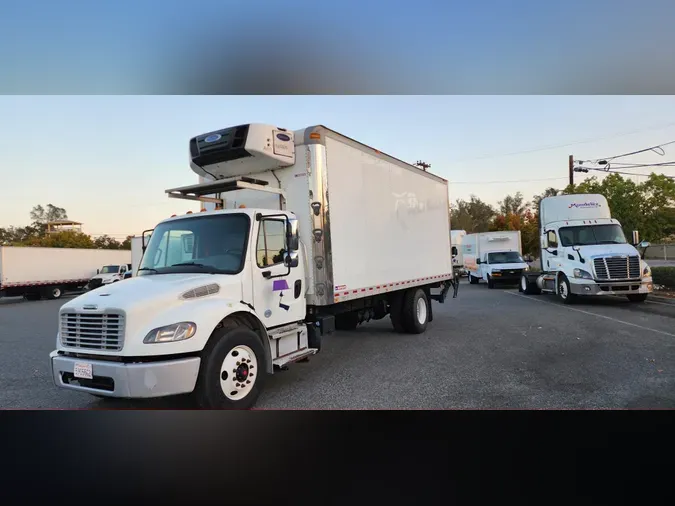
<box><xmin>251</xmin><ymin>216</ymin><xmax>306</xmax><ymax>329</ymax></box>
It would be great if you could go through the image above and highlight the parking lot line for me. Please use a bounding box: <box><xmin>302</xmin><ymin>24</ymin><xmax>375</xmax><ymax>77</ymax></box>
<box><xmin>504</xmin><ymin>291</ymin><xmax>675</xmax><ymax>338</ymax></box>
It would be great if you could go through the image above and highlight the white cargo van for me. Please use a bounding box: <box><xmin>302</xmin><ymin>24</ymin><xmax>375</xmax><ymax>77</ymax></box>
<box><xmin>464</xmin><ymin>231</ymin><xmax>529</xmax><ymax>288</ymax></box>
<box><xmin>520</xmin><ymin>194</ymin><xmax>653</xmax><ymax>303</ymax></box>
<box><xmin>50</xmin><ymin>123</ymin><xmax>460</xmax><ymax>409</ymax></box>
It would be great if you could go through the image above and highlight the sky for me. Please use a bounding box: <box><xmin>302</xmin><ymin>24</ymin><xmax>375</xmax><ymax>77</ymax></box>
<box><xmin>1</xmin><ymin>95</ymin><xmax>675</xmax><ymax>240</ymax></box>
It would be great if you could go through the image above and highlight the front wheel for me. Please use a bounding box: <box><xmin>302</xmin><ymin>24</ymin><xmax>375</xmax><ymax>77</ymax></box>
<box><xmin>487</xmin><ymin>275</ymin><xmax>495</xmax><ymax>289</ymax></box>
<box><xmin>469</xmin><ymin>274</ymin><xmax>479</xmax><ymax>285</ymax></box>
<box><xmin>557</xmin><ymin>275</ymin><xmax>576</xmax><ymax>304</ymax></box>
<box><xmin>627</xmin><ymin>293</ymin><xmax>648</xmax><ymax>303</ymax></box>
<box><xmin>194</xmin><ymin>327</ymin><xmax>267</xmax><ymax>410</ymax></box>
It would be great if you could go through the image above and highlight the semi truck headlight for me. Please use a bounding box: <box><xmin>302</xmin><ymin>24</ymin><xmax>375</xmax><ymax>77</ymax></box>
<box><xmin>573</xmin><ymin>268</ymin><xmax>593</xmax><ymax>280</ymax></box>
<box><xmin>144</xmin><ymin>322</ymin><xmax>197</xmax><ymax>344</ymax></box>
<box><xmin>524</xmin><ymin>265</ymin><xmax>530</xmax><ymax>271</ymax></box>
<box><xmin>643</xmin><ymin>265</ymin><xmax>651</xmax><ymax>276</ymax></box>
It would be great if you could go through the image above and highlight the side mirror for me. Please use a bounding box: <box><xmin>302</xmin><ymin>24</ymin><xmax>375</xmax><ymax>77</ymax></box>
<box><xmin>284</xmin><ymin>251</ymin><xmax>299</xmax><ymax>268</ymax></box>
<box><xmin>476</xmin><ymin>259</ymin><xmax>482</xmax><ymax>265</ymax></box>
<box><xmin>286</xmin><ymin>216</ymin><xmax>299</xmax><ymax>252</ymax></box>
<box><xmin>638</xmin><ymin>241</ymin><xmax>650</xmax><ymax>249</ymax></box>
<box><xmin>96</xmin><ymin>269</ymin><xmax>100</xmax><ymax>274</ymax></box>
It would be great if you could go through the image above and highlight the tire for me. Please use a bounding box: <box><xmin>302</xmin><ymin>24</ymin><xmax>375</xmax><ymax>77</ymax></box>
<box><xmin>627</xmin><ymin>293</ymin><xmax>648</xmax><ymax>303</ymax></box>
<box><xmin>557</xmin><ymin>274</ymin><xmax>576</xmax><ymax>304</ymax></box>
<box><xmin>193</xmin><ymin>326</ymin><xmax>267</xmax><ymax>410</ymax></box>
<box><xmin>45</xmin><ymin>286</ymin><xmax>63</xmax><ymax>300</ymax></box>
<box><xmin>401</xmin><ymin>288</ymin><xmax>430</xmax><ymax>334</ymax></box>
<box><xmin>335</xmin><ymin>312</ymin><xmax>359</xmax><ymax>331</ymax></box>
<box><xmin>389</xmin><ymin>292</ymin><xmax>406</xmax><ymax>333</ymax></box>
<box><xmin>469</xmin><ymin>274</ymin><xmax>479</xmax><ymax>285</ymax></box>
<box><xmin>520</xmin><ymin>275</ymin><xmax>541</xmax><ymax>295</ymax></box>
<box><xmin>487</xmin><ymin>275</ymin><xmax>495</xmax><ymax>289</ymax></box>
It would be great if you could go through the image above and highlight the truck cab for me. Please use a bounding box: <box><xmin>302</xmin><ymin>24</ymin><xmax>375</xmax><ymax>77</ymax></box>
<box><xmin>476</xmin><ymin>250</ymin><xmax>529</xmax><ymax>288</ymax></box>
<box><xmin>521</xmin><ymin>194</ymin><xmax>653</xmax><ymax>303</ymax></box>
<box><xmin>87</xmin><ymin>263</ymin><xmax>130</xmax><ymax>289</ymax></box>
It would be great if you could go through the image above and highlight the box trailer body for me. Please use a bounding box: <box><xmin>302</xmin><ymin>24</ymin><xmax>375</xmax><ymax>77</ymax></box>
<box><xmin>0</xmin><ymin>246</ymin><xmax>131</xmax><ymax>300</ymax></box>
<box><xmin>50</xmin><ymin>123</ymin><xmax>459</xmax><ymax>409</ymax></box>
<box><xmin>463</xmin><ymin>231</ymin><xmax>529</xmax><ymax>287</ymax></box>
<box><xmin>520</xmin><ymin>194</ymin><xmax>653</xmax><ymax>303</ymax></box>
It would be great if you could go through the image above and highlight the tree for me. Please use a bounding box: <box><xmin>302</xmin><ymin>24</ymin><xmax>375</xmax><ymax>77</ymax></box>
<box><xmin>498</xmin><ymin>192</ymin><xmax>529</xmax><ymax>219</ymax></box>
<box><xmin>93</xmin><ymin>235</ymin><xmax>122</xmax><ymax>250</ymax></box>
<box><xmin>21</xmin><ymin>230</ymin><xmax>95</xmax><ymax>249</ymax></box>
<box><xmin>450</xmin><ymin>195</ymin><xmax>496</xmax><ymax>233</ymax></box>
<box><xmin>120</xmin><ymin>236</ymin><xmax>133</xmax><ymax>250</ymax></box>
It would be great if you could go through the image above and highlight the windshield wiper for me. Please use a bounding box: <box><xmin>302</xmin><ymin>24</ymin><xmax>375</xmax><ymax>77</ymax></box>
<box><xmin>137</xmin><ymin>267</ymin><xmax>158</xmax><ymax>273</ymax></box>
<box><xmin>170</xmin><ymin>262</ymin><xmax>208</xmax><ymax>268</ymax></box>
<box><xmin>597</xmin><ymin>240</ymin><xmax>623</xmax><ymax>244</ymax></box>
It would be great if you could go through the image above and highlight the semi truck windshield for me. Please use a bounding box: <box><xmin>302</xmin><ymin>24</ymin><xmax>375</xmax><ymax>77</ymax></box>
<box><xmin>100</xmin><ymin>265</ymin><xmax>119</xmax><ymax>274</ymax></box>
<box><xmin>559</xmin><ymin>224</ymin><xmax>627</xmax><ymax>247</ymax></box>
<box><xmin>138</xmin><ymin>214</ymin><xmax>250</xmax><ymax>275</ymax></box>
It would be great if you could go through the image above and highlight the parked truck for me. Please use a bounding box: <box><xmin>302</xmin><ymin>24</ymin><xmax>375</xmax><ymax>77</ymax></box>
<box><xmin>87</xmin><ymin>263</ymin><xmax>132</xmax><ymax>289</ymax></box>
<box><xmin>520</xmin><ymin>194</ymin><xmax>653</xmax><ymax>303</ymax></box>
<box><xmin>0</xmin><ymin>246</ymin><xmax>131</xmax><ymax>300</ymax></box>
<box><xmin>464</xmin><ymin>231</ymin><xmax>529</xmax><ymax>288</ymax></box>
<box><xmin>50</xmin><ymin>123</ymin><xmax>459</xmax><ymax>409</ymax></box>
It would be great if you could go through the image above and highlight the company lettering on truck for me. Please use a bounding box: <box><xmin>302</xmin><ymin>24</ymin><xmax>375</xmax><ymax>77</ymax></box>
<box><xmin>568</xmin><ymin>202</ymin><xmax>602</xmax><ymax>209</ymax></box>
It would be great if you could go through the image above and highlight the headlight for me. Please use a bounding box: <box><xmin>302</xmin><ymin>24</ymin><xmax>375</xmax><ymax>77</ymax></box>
<box><xmin>143</xmin><ymin>322</ymin><xmax>197</xmax><ymax>344</ymax></box>
<box><xmin>643</xmin><ymin>265</ymin><xmax>651</xmax><ymax>276</ymax></box>
<box><xmin>524</xmin><ymin>265</ymin><xmax>530</xmax><ymax>271</ymax></box>
<box><xmin>492</xmin><ymin>269</ymin><xmax>502</xmax><ymax>273</ymax></box>
<box><xmin>573</xmin><ymin>268</ymin><xmax>593</xmax><ymax>279</ymax></box>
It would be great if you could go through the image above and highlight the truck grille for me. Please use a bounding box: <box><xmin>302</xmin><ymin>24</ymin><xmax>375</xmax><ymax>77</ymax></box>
<box><xmin>593</xmin><ymin>256</ymin><xmax>640</xmax><ymax>280</ymax></box>
<box><xmin>60</xmin><ymin>311</ymin><xmax>125</xmax><ymax>351</ymax></box>
<box><xmin>88</xmin><ymin>278</ymin><xmax>103</xmax><ymax>289</ymax></box>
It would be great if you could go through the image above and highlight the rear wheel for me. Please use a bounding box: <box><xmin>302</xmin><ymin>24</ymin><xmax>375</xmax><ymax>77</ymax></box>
<box><xmin>45</xmin><ymin>286</ymin><xmax>63</xmax><ymax>300</ymax></box>
<box><xmin>627</xmin><ymin>293</ymin><xmax>648</xmax><ymax>303</ymax></box>
<box><xmin>401</xmin><ymin>288</ymin><xmax>430</xmax><ymax>334</ymax></box>
<box><xmin>194</xmin><ymin>327</ymin><xmax>267</xmax><ymax>410</ymax></box>
<box><xmin>469</xmin><ymin>274</ymin><xmax>479</xmax><ymax>284</ymax></box>
<box><xmin>520</xmin><ymin>275</ymin><xmax>541</xmax><ymax>295</ymax></box>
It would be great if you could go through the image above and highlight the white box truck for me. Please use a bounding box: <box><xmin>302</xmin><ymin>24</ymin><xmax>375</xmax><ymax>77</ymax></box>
<box><xmin>0</xmin><ymin>246</ymin><xmax>131</xmax><ymax>300</ymax></box>
<box><xmin>49</xmin><ymin>123</ymin><xmax>459</xmax><ymax>409</ymax></box>
<box><xmin>451</xmin><ymin>229</ymin><xmax>467</xmax><ymax>275</ymax></box>
<box><xmin>464</xmin><ymin>231</ymin><xmax>530</xmax><ymax>288</ymax></box>
<box><xmin>520</xmin><ymin>194</ymin><xmax>653</xmax><ymax>303</ymax></box>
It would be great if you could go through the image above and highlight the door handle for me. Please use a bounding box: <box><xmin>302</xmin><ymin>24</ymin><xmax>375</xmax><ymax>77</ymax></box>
<box><xmin>262</xmin><ymin>271</ymin><xmax>271</xmax><ymax>278</ymax></box>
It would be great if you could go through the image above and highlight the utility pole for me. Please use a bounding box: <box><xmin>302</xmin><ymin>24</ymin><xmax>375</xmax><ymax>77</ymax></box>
<box><xmin>415</xmin><ymin>160</ymin><xmax>431</xmax><ymax>171</ymax></box>
<box><xmin>568</xmin><ymin>155</ymin><xmax>574</xmax><ymax>187</ymax></box>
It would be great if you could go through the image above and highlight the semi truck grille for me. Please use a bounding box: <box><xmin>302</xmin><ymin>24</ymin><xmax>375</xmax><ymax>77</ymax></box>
<box><xmin>60</xmin><ymin>311</ymin><xmax>125</xmax><ymax>351</ymax></box>
<box><xmin>593</xmin><ymin>256</ymin><xmax>640</xmax><ymax>280</ymax></box>
<box><xmin>88</xmin><ymin>278</ymin><xmax>103</xmax><ymax>289</ymax></box>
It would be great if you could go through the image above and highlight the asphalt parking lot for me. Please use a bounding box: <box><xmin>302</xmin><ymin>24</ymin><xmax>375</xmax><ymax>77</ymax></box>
<box><xmin>1</xmin><ymin>279</ymin><xmax>674</xmax><ymax>409</ymax></box>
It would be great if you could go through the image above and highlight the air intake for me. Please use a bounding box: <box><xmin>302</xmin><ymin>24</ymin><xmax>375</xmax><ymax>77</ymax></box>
<box><xmin>181</xmin><ymin>283</ymin><xmax>221</xmax><ymax>300</ymax></box>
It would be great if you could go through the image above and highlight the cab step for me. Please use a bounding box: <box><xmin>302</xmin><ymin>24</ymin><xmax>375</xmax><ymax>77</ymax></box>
<box><xmin>273</xmin><ymin>348</ymin><xmax>318</xmax><ymax>368</ymax></box>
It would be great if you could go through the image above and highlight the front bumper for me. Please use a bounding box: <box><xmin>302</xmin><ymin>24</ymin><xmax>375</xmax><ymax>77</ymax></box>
<box><xmin>569</xmin><ymin>279</ymin><xmax>653</xmax><ymax>296</ymax></box>
<box><xmin>50</xmin><ymin>351</ymin><xmax>201</xmax><ymax>398</ymax></box>
<box><xmin>490</xmin><ymin>273</ymin><xmax>523</xmax><ymax>283</ymax></box>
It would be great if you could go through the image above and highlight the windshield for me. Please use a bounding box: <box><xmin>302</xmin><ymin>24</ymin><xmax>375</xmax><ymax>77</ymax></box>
<box><xmin>559</xmin><ymin>224</ymin><xmax>627</xmax><ymax>247</ymax></box>
<box><xmin>487</xmin><ymin>251</ymin><xmax>524</xmax><ymax>264</ymax></box>
<box><xmin>138</xmin><ymin>213</ymin><xmax>250</xmax><ymax>275</ymax></box>
<box><xmin>100</xmin><ymin>265</ymin><xmax>119</xmax><ymax>274</ymax></box>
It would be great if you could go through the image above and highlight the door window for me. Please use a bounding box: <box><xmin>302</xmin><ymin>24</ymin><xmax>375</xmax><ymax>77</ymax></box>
<box><xmin>256</xmin><ymin>219</ymin><xmax>287</xmax><ymax>268</ymax></box>
<box><xmin>547</xmin><ymin>230</ymin><xmax>559</xmax><ymax>248</ymax></box>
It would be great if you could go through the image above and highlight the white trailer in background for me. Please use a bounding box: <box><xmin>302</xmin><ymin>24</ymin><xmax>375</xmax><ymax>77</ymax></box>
<box><xmin>451</xmin><ymin>229</ymin><xmax>467</xmax><ymax>275</ymax></box>
<box><xmin>50</xmin><ymin>123</ymin><xmax>459</xmax><ymax>409</ymax></box>
<box><xmin>463</xmin><ymin>231</ymin><xmax>529</xmax><ymax>288</ymax></box>
<box><xmin>0</xmin><ymin>246</ymin><xmax>131</xmax><ymax>300</ymax></box>
<box><xmin>520</xmin><ymin>194</ymin><xmax>653</xmax><ymax>303</ymax></box>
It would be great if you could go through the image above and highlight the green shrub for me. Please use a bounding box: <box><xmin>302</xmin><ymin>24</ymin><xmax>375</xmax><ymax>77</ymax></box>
<box><xmin>652</xmin><ymin>267</ymin><xmax>675</xmax><ymax>289</ymax></box>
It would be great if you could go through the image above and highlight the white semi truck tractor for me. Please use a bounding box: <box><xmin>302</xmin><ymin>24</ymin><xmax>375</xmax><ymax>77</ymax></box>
<box><xmin>49</xmin><ymin>123</ymin><xmax>460</xmax><ymax>409</ymax></box>
<box><xmin>520</xmin><ymin>194</ymin><xmax>653</xmax><ymax>303</ymax></box>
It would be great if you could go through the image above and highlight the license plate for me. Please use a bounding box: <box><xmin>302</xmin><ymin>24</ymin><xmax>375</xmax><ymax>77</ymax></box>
<box><xmin>73</xmin><ymin>362</ymin><xmax>93</xmax><ymax>380</ymax></box>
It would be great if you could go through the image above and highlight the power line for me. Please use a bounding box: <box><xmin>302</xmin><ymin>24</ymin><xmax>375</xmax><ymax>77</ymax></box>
<box><xmin>574</xmin><ymin>166</ymin><xmax>675</xmax><ymax>179</ymax></box>
<box><xmin>453</xmin><ymin>176</ymin><xmax>567</xmax><ymax>185</ymax></box>
<box><xmin>449</xmin><ymin>121</ymin><xmax>675</xmax><ymax>163</ymax></box>
<box><xmin>589</xmin><ymin>140</ymin><xmax>675</xmax><ymax>163</ymax></box>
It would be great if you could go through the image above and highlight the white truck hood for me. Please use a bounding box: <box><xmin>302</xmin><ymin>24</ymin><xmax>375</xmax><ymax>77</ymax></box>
<box><xmin>572</xmin><ymin>243</ymin><xmax>641</xmax><ymax>258</ymax></box>
<box><xmin>64</xmin><ymin>274</ymin><xmax>243</xmax><ymax>314</ymax></box>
